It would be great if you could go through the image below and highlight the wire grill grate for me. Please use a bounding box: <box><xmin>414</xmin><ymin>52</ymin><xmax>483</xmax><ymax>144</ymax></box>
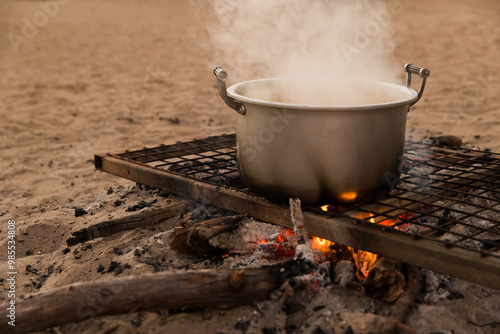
<box><xmin>119</xmin><ymin>134</ymin><xmax>243</xmax><ymax>187</ymax></box>
<box><xmin>96</xmin><ymin>133</ymin><xmax>500</xmax><ymax>287</ymax></box>
<box><xmin>116</xmin><ymin>134</ymin><xmax>500</xmax><ymax>259</ymax></box>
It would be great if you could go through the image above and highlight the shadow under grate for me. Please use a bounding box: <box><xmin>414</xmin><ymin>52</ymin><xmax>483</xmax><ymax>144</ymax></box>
<box><xmin>95</xmin><ymin>133</ymin><xmax>500</xmax><ymax>288</ymax></box>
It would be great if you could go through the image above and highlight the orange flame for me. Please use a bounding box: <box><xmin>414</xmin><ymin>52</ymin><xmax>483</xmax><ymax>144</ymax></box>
<box><xmin>260</xmin><ymin>208</ymin><xmax>419</xmax><ymax>280</ymax></box>
<box><xmin>351</xmin><ymin>249</ymin><xmax>379</xmax><ymax>278</ymax></box>
<box><xmin>368</xmin><ymin>212</ymin><xmax>414</xmax><ymax>229</ymax></box>
<box><xmin>313</xmin><ymin>206</ymin><xmax>417</xmax><ymax>278</ymax></box>
<box><xmin>311</xmin><ymin>237</ymin><xmax>334</xmax><ymax>253</ymax></box>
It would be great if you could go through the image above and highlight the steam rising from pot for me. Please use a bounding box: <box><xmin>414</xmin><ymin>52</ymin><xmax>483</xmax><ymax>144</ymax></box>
<box><xmin>208</xmin><ymin>0</ymin><xmax>402</xmax><ymax>85</ymax></box>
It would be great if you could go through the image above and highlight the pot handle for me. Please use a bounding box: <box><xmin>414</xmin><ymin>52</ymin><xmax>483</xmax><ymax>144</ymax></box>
<box><xmin>213</xmin><ymin>66</ymin><xmax>246</xmax><ymax>115</ymax></box>
<box><xmin>405</xmin><ymin>63</ymin><xmax>430</xmax><ymax>107</ymax></box>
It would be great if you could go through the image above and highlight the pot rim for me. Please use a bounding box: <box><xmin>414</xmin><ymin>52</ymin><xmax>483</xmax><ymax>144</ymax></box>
<box><xmin>227</xmin><ymin>77</ymin><xmax>419</xmax><ymax>111</ymax></box>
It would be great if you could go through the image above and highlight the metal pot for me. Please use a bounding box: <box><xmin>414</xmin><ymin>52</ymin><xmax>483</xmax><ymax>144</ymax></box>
<box><xmin>213</xmin><ymin>64</ymin><xmax>430</xmax><ymax>205</ymax></box>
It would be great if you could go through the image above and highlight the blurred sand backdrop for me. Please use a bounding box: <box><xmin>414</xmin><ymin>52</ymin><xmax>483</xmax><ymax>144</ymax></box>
<box><xmin>0</xmin><ymin>0</ymin><xmax>499</xmax><ymax>333</ymax></box>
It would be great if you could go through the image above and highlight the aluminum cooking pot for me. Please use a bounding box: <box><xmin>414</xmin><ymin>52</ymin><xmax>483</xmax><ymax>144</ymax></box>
<box><xmin>213</xmin><ymin>64</ymin><xmax>430</xmax><ymax>205</ymax></box>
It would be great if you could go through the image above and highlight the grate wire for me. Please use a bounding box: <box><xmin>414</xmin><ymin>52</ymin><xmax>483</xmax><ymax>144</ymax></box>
<box><xmin>115</xmin><ymin>134</ymin><xmax>500</xmax><ymax>260</ymax></box>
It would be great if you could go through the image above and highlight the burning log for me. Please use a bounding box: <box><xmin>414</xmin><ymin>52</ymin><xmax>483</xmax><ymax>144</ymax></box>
<box><xmin>0</xmin><ymin>265</ymin><xmax>295</xmax><ymax>334</ymax></box>
<box><xmin>255</xmin><ymin>230</ymin><xmax>296</xmax><ymax>259</ymax></box>
<box><xmin>363</xmin><ymin>258</ymin><xmax>406</xmax><ymax>303</ymax></box>
<box><xmin>170</xmin><ymin>214</ymin><xmax>243</xmax><ymax>255</ymax></box>
<box><xmin>66</xmin><ymin>200</ymin><xmax>190</xmax><ymax>246</ymax></box>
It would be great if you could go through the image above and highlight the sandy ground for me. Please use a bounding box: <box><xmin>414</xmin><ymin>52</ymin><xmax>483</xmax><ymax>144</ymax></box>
<box><xmin>0</xmin><ymin>0</ymin><xmax>499</xmax><ymax>333</ymax></box>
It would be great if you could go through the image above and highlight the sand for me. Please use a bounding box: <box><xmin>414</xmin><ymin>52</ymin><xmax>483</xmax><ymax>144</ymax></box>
<box><xmin>0</xmin><ymin>0</ymin><xmax>499</xmax><ymax>333</ymax></box>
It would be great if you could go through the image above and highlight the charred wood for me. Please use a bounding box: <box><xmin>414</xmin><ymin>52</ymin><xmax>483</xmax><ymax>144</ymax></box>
<box><xmin>290</xmin><ymin>198</ymin><xmax>317</xmax><ymax>267</ymax></box>
<box><xmin>66</xmin><ymin>200</ymin><xmax>190</xmax><ymax>246</ymax></box>
<box><xmin>365</xmin><ymin>264</ymin><xmax>422</xmax><ymax>334</ymax></box>
<box><xmin>363</xmin><ymin>258</ymin><xmax>406</xmax><ymax>302</ymax></box>
<box><xmin>0</xmin><ymin>265</ymin><xmax>298</xmax><ymax>334</ymax></box>
<box><xmin>170</xmin><ymin>214</ymin><xmax>243</xmax><ymax>255</ymax></box>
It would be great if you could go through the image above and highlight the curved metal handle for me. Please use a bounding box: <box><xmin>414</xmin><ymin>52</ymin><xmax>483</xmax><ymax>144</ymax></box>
<box><xmin>405</xmin><ymin>63</ymin><xmax>430</xmax><ymax>107</ymax></box>
<box><xmin>213</xmin><ymin>66</ymin><xmax>246</xmax><ymax>115</ymax></box>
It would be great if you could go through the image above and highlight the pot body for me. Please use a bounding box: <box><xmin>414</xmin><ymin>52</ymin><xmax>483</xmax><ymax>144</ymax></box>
<box><xmin>227</xmin><ymin>77</ymin><xmax>418</xmax><ymax>205</ymax></box>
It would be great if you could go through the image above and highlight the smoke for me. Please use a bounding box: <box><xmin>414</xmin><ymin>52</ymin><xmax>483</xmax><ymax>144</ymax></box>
<box><xmin>208</xmin><ymin>0</ymin><xmax>401</xmax><ymax>85</ymax></box>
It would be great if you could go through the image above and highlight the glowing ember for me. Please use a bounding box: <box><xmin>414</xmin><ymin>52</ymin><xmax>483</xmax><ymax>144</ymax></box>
<box><xmin>256</xmin><ymin>208</ymin><xmax>417</xmax><ymax>280</ymax></box>
<box><xmin>258</xmin><ymin>227</ymin><xmax>378</xmax><ymax>277</ymax></box>
<box><xmin>368</xmin><ymin>212</ymin><xmax>415</xmax><ymax>230</ymax></box>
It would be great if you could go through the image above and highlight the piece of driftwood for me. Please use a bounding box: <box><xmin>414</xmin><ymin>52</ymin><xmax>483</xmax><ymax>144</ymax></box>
<box><xmin>66</xmin><ymin>200</ymin><xmax>190</xmax><ymax>246</ymax></box>
<box><xmin>170</xmin><ymin>215</ymin><xmax>243</xmax><ymax>255</ymax></box>
<box><xmin>0</xmin><ymin>265</ymin><xmax>294</xmax><ymax>334</ymax></box>
<box><xmin>363</xmin><ymin>258</ymin><xmax>406</xmax><ymax>302</ymax></box>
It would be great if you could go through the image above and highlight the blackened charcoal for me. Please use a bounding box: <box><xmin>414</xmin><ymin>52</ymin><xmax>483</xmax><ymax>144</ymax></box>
<box><xmin>47</xmin><ymin>265</ymin><xmax>54</xmax><ymax>275</ymax></box>
<box><xmin>429</xmin><ymin>135</ymin><xmax>462</xmax><ymax>147</ymax></box>
<box><xmin>312</xmin><ymin>328</ymin><xmax>328</xmax><ymax>334</ymax></box>
<box><xmin>127</xmin><ymin>199</ymin><xmax>158</xmax><ymax>212</ymax></box>
<box><xmin>74</xmin><ymin>207</ymin><xmax>88</xmax><ymax>217</ymax></box>
<box><xmin>107</xmin><ymin>261</ymin><xmax>120</xmax><ymax>272</ymax></box>
<box><xmin>447</xmin><ymin>290</ymin><xmax>465</xmax><ymax>301</ymax></box>
<box><xmin>114</xmin><ymin>263</ymin><xmax>131</xmax><ymax>276</ymax></box>
<box><xmin>131</xmin><ymin>313</ymin><xmax>143</xmax><ymax>327</ymax></box>
<box><xmin>235</xmin><ymin>320</ymin><xmax>251</xmax><ymax>332</ymax></box>
<box><xmin>26</xmin><ymin>265</ymin><xmax>38</xmax><ymax>274</ymax></box>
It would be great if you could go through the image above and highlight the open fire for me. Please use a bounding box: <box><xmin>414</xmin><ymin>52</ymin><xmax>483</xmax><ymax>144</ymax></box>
<box><xmin>97</xmin><ymin>133</ymin><xmax>500</xmax><ymax>288</ymax></box>
<box><xmin>254</xmin><ymin>205</ymin><xmax>417</xmax><ymax>280</ymax></box>
<box><xmin>87</xmin><ymin>131</ymin><xmax>500</xmax><ymax>334</ymax></box>
<box><xmin>256</xmin><ymin>225</ymin><xmax>378</xmax><ymax>279</ymax></box>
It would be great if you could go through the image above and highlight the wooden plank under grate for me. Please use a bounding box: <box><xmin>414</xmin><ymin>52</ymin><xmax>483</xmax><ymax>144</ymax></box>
<box><xmin>95</xmin><ymin>134</ymin><xmax>500</xmax><ymax>288</ymax></box>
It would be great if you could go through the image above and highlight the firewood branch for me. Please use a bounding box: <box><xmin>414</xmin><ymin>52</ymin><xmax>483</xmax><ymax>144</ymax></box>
<box><xmin>0</xmin><ymin>265</ymin><xmax>293</xmax><ymax>334</ymax></box>
<box><xmin>170</xmin><ymin>214</ymin><xmax>243</xmax><ymax>255</ymax></box>
<box><xmin>66</xmin><ymin>200</ymin><xmax>190</xmax><ymax>246</ymax></box>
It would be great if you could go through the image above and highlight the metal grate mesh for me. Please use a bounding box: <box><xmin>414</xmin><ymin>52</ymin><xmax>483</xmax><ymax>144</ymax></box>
<box><xmin>115</xmin><ymin>134</ymin><xmax>500</xmax><ymax>260</ymax></box>
<box><xmin>118</xmin><ymin>134</ymin><xmax>243</xmax><ymax>188</ymax></box>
